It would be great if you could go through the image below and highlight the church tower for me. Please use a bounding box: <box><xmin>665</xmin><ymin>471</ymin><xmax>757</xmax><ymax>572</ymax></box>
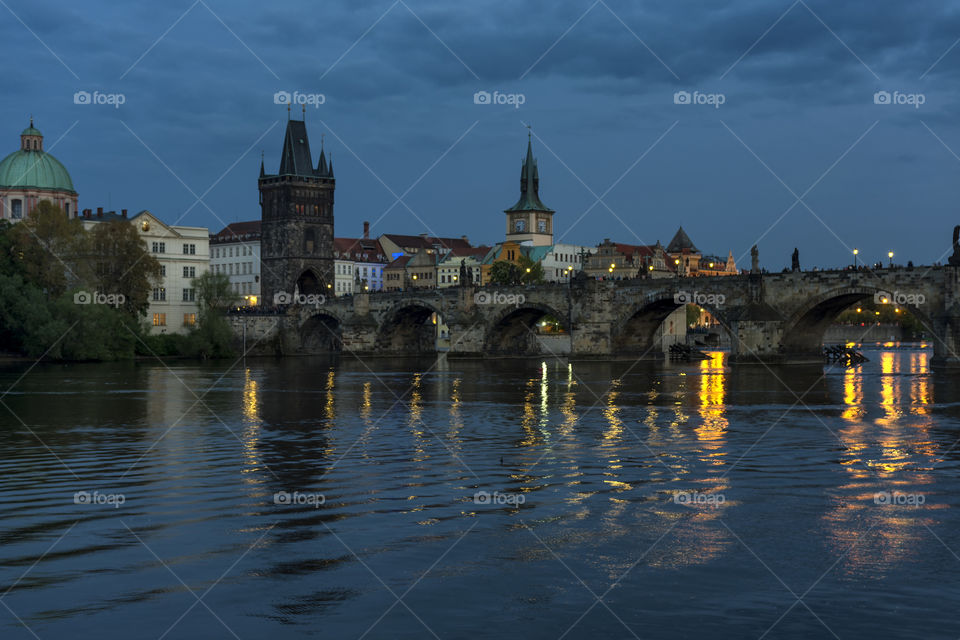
<box><xmin>259</xmin><ymin>114</ymin><xmax>335</xmax><ymax>304</ymax></box>
<box><xmin>504</xmin><ymin>133</ymin><xmax>554</xmax><ymax>246</ymax></box>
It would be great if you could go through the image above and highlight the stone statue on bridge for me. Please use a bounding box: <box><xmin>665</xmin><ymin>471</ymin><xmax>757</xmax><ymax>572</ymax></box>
<box><xmin>459</xmin><ymin>259</ymin><xmax>470</xmax><ymax>286</ymax></box>
<box><xmin>950</xmin><ymin>225</ymin><xmax>960</xmax><ymax>266</ymax></box>
<box><xmin>751</xmin><ymin>245</ymin><xmax>759</xmax><ymax>273</ymax></box>
<box><xmin>791</xmin><ymin>248</ymin><xmax>800</xmax><ymax>272</ymax></box>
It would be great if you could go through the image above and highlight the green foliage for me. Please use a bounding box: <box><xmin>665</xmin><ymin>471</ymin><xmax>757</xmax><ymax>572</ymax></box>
<box><xmin>517</xmin><ymin>254</ymin><xmax>544</xmax><ymax>284</ymax></box>
<box><xmin>489</xmin><ymin>260</ymin><xmax>522</xmax><ymax>286</ymax></box>
<box><xmin>10</xmin><ymin>200</ymin><xmax>87</xmax><ymax>295</ymax></box>
<box><xmin>87</xmin><ymin>220</ymin><xmax>162</xmax><ymax>317</ymax></box>
<box><xmin>836</xmin><ymin>300</ymin><xmax>926</xmax><ymax>339</ymax></box>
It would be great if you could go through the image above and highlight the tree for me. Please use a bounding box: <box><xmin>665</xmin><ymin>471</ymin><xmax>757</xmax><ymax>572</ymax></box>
<box><xmin>10</xmin><ymin>201</ymin><xmax>86</xmax><ymax>296</ymax></box>
<box><xmin>87</xmin><ymin>219</ymin><xmax>162</xmax><ymax>317</ymax></box>
<box><xmin>517</xmin><ymin>254</ymin><xmax>544</xmax><ymax>284</ymax></box>
<box><xmin>183</xmin><ymin>272</ymin><xmax>238</xmax><ymax>359</ymax></box>
<box><xmin>489</xmin><ymin>260</ymin><xmax>523</xmax><ymax>286</ymax></box>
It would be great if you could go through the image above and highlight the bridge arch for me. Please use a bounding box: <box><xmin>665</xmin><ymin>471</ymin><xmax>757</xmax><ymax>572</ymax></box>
<box><xmin>612</xmin><ymin>295</ymin><xmax>731</xmax><ymax>356</ymax></box>
<box><xmin>483</xmin><ymin>302</ymin><xmax>567</xmax><ymax>356</ymax></box>
<box><xmin>375</xmin><ymin>300</ymin><xmax>442</xmax><ymax>354</ymax></box>
<box><xmin>300</xmin><ymin>311</ymin><xmax>343</xmax><ymax>354</ymax></box>
<box><xmin>781</xmin><ymin>285</ymin><xmax>935</xmax><ymax>357</ymax></box>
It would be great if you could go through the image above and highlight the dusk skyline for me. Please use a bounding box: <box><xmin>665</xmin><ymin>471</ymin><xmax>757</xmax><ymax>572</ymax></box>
<box><xmin>5</xmin><ymin>0</ymin><xmax>960</xmax><ymax>268</ymax></box>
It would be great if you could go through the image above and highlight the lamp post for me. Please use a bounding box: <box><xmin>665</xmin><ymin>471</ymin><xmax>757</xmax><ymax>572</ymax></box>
<box><xmin>853</xmin><ymin>248</ymin><xmax>859</xmax><ymax>269</ymax></box>
<box><xmin>888</xmin><ymin>251</ymin><xmax>894</xmax><ymax>268</ymax></box>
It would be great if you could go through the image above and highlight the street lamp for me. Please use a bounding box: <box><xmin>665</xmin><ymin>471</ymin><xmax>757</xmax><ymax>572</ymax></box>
<box><xmin>888</xmin><ymin>251</ymin><xmax>894</xmax><ymax>268</ymax></box>
<box><xmin>853</xmin><ymin>248</ymin><xmax>859</xmax><ymax>269</ymax></box>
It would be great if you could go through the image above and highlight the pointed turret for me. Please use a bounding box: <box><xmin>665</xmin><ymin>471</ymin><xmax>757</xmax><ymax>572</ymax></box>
<box><xmin>505</xmin><ymin>133</ymin><xmax>553</xmax><ymax>214</ymax></box>
<box><xmin>259</xmin><ymin>151</ymin><xmax>265</xmax><ymax>177</ymax></box>
<box><xmin>317</xmin><ymin>133</ymin><xmax>328</xmax><ymax>176</ymax></box>
<box><xmin>667</xmin><ymin>226</ymin><xmax>699</xmax><ymax>254</ymax></box>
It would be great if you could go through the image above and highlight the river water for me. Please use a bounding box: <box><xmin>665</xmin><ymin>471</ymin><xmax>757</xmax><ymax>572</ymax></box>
<box><xmin>1</xmin><ymin>345</ymin><xmax>957</xmax><ymax>639</ymax></box>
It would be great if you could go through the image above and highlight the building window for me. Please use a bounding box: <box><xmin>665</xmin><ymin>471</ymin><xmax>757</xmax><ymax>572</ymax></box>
<box><xmin>183</xmin><ymin>243</ymin><xmax>196</xmax><ymax>255</ymax></box>
<box><xmin>160</xmin><ymin>265</ymin><xmax>166</xmax><ymax>276</ymax></box>
<box><xmin>152</xmin><ymin>242</ymin><xmax>165</xmax><ymax>254</ymax></box>
<box><xmin>183</xmin><ymin>266</ymin><xmax>196</xmax><ymax>278</ymax></box>
<box><xmin>183</xmin><ymin>313</ymin><xmax>196</xmax><ymax>327</ymax></box>
<box><xmin>152</xmin><ymin>313</ymin><xmax>166</xmax><ymax>326</ymax></box>
<box><xmin>183</xmin><ymin>288</ymin><xmax>195</xmax><ymax>302</ymax></box>
<box><xmin>152</xmin><ymin>287</ymin><xmax>166</xmax><ymax>301</ymax></box>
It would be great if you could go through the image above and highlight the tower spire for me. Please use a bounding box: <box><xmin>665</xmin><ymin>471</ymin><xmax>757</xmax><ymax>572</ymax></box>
<box><xmin>260</xmin><ymin>150</ymin><xmax>265</xmax><ymax>177</ymax></box>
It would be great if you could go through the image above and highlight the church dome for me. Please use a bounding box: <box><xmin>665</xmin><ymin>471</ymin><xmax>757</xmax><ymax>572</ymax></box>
<box><xmin>0</xmin><ymin>123</ymin><xmax>76</xmax><ymax>193</ymax></box>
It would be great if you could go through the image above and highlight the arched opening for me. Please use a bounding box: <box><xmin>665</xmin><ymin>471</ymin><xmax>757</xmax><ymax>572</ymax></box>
<box><xmin>484</xmin><ymin>305</ymin><xmax>567</xmax><ymax>356</ymax></box>
<box><xmin>376</xmin><ymin>304</ymin><xmax>440</xmax><ymax>354</ymax></box>
<box><xmin>300</xmin><ymin>313</ymin><xmax>342</xmax><ymax>354</ymax></box>
<box><xmin>296</xmin><ymin>269</ymin><xmax>324</xmax><ymax>296</ymax></box>
<box><xmin>784</xmin><ymin>289</ymin><xmax>932</xmax><ymax>358</ymax></box>
<box><xmin>613</xmin><ymin>299</ymin><xmax>730</xmax><ymax>357</ymax></box>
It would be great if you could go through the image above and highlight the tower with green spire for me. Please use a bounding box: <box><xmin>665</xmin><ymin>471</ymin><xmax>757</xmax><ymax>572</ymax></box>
<box><xmin>504</xmin><ymin>133</ymin><xmax>554</xmax><ymax>246</ymax></box>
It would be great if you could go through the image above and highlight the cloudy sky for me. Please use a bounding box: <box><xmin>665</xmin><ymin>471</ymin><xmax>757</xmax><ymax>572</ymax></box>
<box><xmin>3</xmin><ymin>0</ymin><xmax>960</xmax><ymax>269</ymax></box>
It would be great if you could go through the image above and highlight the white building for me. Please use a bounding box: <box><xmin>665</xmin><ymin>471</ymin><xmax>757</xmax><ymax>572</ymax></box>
<box><xmin>333</xmin><ymin>228</ymin><xmax>388</xmax><ymax>296</ymax></box>
<box><xmin>81</xmin><ymin>208</ymin><xmax>209</xmax><ymax>334</ymax></box>
<box><xmin>437</xmin><ymin>247</ymin><xmax>488</xmax><ymax>288</ymax></box>
<box><xmin>210</xmin><ymin>221</ymin><xmax>261</xmax><ymax>305</ymax></box>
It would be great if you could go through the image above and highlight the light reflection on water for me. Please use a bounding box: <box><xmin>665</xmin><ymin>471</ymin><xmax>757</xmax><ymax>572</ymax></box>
<box><xmin>1</xmin><ymin>345</ymin><xmax>959</xmax><ymax>639</ymax></box>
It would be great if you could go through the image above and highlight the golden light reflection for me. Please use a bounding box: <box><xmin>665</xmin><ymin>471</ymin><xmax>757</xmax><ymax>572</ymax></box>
<box><xmin>241</xmin><ymin>368</ymin><xmax>262</xmax><ymax>477</ymax></box>
<box><xmin>826</xmin><ymin>344</ymin><xmax>939</xmax><ymax>578</ymax></box>
<box><xmin>325</xmin><ymin>369</ymin><xmax>336</xmax><ymax>419</ymax></box>
<box><xmin>602</xmin><ymin>379</ymin><xmax>623</xmax><ymax>443</ymax></box>
<box><xmin>696</xmin><ymin>352</ymin><xmax>727</xmax><ymax>448</ymax></box>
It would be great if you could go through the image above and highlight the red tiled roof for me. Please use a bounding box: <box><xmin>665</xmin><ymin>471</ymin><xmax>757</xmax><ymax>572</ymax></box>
<box><xmin>334</xmin><ymin>237</ymin><xmax>387</xmax><ymax>263</ymax></box>
<box><xmin>211</xmin><ymin>220</ymin><xmax>261</xmax><ymax>243</ymax></box>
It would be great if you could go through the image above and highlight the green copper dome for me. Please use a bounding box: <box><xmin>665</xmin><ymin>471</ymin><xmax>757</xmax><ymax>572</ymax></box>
<box><xmin>0</xmin><ymin>149</ymin><xmax>76</xmax><ymax>193</ymax></box>
<box><xmin>20</xmin><ymin>125</ymin><xmax>42</xmax><ymax>137</ymax></box>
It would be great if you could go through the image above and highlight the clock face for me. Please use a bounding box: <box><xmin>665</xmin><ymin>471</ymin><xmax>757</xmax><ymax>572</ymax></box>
<box><xmin>141</xmin><ymin>220</ymin><xmax>150</xmax><ymax>232</ymax></box>
<box><xmin>537</xmin><ymin>220</ymin><xmax>547</xmax><ymax>233</ymax></box>
<box><xmin>514</xmin><ymin>219</ymin><xmax>526</xmax><ymax>232</ymax></box>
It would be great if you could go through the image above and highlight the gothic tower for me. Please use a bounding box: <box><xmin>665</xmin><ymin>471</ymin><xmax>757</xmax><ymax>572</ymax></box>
<box><xmin>259</xmin><ymin>117</ymin><xmax>335</xmax><ymax>304</ymax></box>
<box><xmin>504</xmin><ymin>133</ymin><xmax>554</xmax><ymax>246</ymax></box>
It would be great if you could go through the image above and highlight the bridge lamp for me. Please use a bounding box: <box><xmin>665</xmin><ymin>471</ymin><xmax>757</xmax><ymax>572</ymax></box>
<box><xmin>856</xmin><ymin>307</ymin><xmax>862</xmax><ymax>313</ymax></box>
<box><xmin>853</xmin><ymin>248</ymin><xmax>859</xmax><ymax>268</ymax></box>
<box><xmin>888</xmin><ymin>251</ymin><xmax>894</xmax><ymax>267</ymax></box>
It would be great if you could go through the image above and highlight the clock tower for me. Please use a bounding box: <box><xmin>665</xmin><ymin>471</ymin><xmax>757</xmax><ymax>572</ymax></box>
<box><xmin>504</xmin><ymin>134</ymin><xmax>554</xmax><ymax>246</ymax></box>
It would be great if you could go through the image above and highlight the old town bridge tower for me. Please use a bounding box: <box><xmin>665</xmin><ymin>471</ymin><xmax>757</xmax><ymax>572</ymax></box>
<box><xmin>259</xmin><ymin>116</ymin><xmax>335</xmax><ymax>304</ymax></box>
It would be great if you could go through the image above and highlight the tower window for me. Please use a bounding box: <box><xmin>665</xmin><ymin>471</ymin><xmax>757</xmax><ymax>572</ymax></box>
<box><xmin>11</xmin><ymin>199</ymin><xmax>22</xmax><ymax>219</ymax></box>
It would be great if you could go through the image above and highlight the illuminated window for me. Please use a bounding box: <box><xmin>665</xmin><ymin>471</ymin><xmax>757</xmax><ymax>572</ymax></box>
<box><xmin>152</xmin><ymin>313</ymin><xmax>166</xmax><ymax>326</ymax></box>
<box><xmin>183</xmin><ymin>313</ymin><xmax>196</xmax><ymax>327</ymax></box>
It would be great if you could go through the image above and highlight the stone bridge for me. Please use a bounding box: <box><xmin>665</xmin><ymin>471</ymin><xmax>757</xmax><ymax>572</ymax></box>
<box><xmin>229</xmin><ymin>266</ymin><xmax>960</xmax><ymax>367</ymax></box>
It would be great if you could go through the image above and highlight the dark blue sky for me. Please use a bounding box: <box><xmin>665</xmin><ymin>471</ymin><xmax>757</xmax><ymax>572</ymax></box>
<box><xmin>4</xmin><ymin>0</ymin><xmax>960</xmax><ymax>269</ymax></box>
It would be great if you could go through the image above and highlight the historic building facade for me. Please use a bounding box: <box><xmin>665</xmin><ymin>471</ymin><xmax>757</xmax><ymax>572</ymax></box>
<box><xmin>0</xmin><ymin>119</ymin><xmax>79</xmax><ymax>221</ymax></box>
<box><xmin>259</xmin><ymin>118</ymin><xmax>335</xmax><ymax>305</ymax></box>
<box><xmin>210</xmin><ymin>221</ymin><xmax>261</xmax><ymax>305</ymax></box>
